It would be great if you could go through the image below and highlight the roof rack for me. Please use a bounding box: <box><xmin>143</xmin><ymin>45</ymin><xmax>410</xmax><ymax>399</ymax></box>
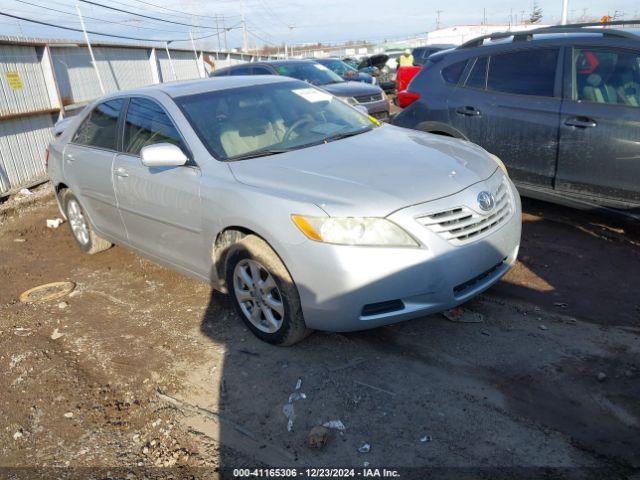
<box><xmin>458</xmin><ymin>20</ymin><xmax>640</xmax><ymax>49</ymax></box>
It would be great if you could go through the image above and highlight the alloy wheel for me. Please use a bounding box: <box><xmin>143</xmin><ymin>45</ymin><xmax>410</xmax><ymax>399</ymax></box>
<box><xmin>233</xmin><ymin>259</ymin><xmax>284</xmax><ymax>333</ymax></box>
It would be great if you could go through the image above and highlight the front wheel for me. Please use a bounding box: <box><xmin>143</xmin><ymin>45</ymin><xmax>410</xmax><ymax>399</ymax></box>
<box><xmin>225</xmin><ymin>235</ymin><xmax>310</xmax><ymax>346</ymax></box>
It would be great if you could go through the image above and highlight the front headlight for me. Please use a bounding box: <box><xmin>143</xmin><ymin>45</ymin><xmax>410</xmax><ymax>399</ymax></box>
<box><xmin>345</xmin><ymin>96</ymin><xmax>359</xmax><ymax>106</ymax></box>
<box><xmin>292</xmin><ymin>215</ymin><xmax>419</xmax><ymax>247</ymax></box>
<box><xmin>489</xmin><ymin>153</ymin><xmax>509</xmax><ymax>178</ymax></box>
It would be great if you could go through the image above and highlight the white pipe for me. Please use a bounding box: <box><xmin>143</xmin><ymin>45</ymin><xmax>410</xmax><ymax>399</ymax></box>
<box><xmin>164</xmin><ymin>42</ymin><xmax>177</xmax><ymax>81</ymax></box>
<box><xmin>76</xmin><ymin>4</ymin><xmax>105</xmax><ymax>95</ymax></box>
<box><xmin>561</xmin><ymin>0</ymin><xmax>569</xmax><ymax>24</ymax></box>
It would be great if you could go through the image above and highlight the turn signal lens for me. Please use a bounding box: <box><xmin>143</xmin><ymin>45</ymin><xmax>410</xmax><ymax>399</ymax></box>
<box><xmin>291</xmin><ymin>215</ymin><xmax>323</xmax><ymax>241</ymax></box>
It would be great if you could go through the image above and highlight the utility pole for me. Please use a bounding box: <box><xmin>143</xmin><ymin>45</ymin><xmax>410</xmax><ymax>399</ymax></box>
<box><xmin>222</xmin><ymin>15</ymin><xmax>229</xmax><ymax>52</ymax></box>
<box><xmin>215</xmin><ymin>14</ymin><xmax>221</xmax><ymax>60</ymax></box>
<box><xmin>561</xmin><ymin>0</ymin><xmax>569</xmax><ymax>24</ymax></box>
<box><xmin>483</xmin><ymin>7</ymin><xmax>487</xmax><ymax>25</ymax></box>
<box><xmin>241</xmin><ymin>0</ymin><xmax>249</xmax><ymax>52</ymax></box>
<box><xmin>436</xmin><ymin>10</ymin><xmax>443</xmax><ymax>29</ymax></box>
<box><xmin>76</xmin><ymin>3</ymin><xmax>105</xmax><ymax>94</ymax></box>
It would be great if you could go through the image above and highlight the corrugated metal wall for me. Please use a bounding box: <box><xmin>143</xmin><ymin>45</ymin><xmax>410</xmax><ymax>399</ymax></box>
<box><xmin>51</xmin><ymin>46</ymin><xmax>155</xmax><ymax>105</ymax></box>
<box><xmin>157</xmin><ymin>49</ymin><xmax>200</xmax><ymax>82</ymax></box>
<box><xmin>0</xmin><ymin>114</ymin><xmax>52</xmax><ymax>193</ymax></box>
<box><xmin>0</xmin><ymin>44</ymin><xmax>54</xmax><ymax>116</ymax></box>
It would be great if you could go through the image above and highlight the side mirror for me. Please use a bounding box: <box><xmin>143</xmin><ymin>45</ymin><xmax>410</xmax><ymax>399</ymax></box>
<box><xmin>140</xmin><ymin>143</ymin><xmax>188</xmax><ymax>167</ymax></box>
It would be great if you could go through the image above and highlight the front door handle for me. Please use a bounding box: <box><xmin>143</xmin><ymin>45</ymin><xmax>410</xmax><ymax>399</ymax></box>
<box><xmin>65</xmin><ymin>154</ymin><xmax>74</xmax><ymax>162</ymax></box>
<box><xmin>456</xmin><ymin>106</ymin><xmax>482</xmax><ymax>116</ymax></box>
<box><xmin>114</xmin><ymin>167</ymin><xmax>129</xmax><ymax>178</ymax></box>
<box><xmin>565</xmin><ymin>116</ymin><xmax>597</xmax><ymax>128</ymax></box>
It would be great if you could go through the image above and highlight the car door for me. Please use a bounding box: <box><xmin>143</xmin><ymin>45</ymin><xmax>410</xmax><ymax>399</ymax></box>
<box><xmin>556</xmin><ymin>45</ymin><xmax>640</xmax><ymax>206</ymax></box>
<box><xmin>112</xmin><ymin>96</ymin><xmax>204</xmax><ymax>274</ymax></box>
<box><xmin>63</xmin><ymin>98</ymin><xmax>127</xmax><ymax>240</ymax></box>
<box><xmin>449</xmin><ymin>48</ymin><xmax>562</xmax><ymax>187</ymax></box>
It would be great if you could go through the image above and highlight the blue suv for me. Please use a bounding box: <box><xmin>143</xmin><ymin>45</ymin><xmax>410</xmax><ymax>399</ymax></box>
<box><xmin>393</xmin><ymin>22</ymin><xmax>640</xmax><ymax>215</ymax></box>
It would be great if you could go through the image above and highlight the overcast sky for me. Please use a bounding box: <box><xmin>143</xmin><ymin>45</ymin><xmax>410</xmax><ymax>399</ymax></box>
<box><xmin>0</xmin><ymin>0</ymin><xmax>637</xmax><ymax>48</ymax></box>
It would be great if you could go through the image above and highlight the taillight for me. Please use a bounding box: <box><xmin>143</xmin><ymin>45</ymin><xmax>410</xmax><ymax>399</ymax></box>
<box><xmin>45</xmin><ymin>148</ymin><xmax>49</xmax><ymax>167</ymax></box>
<box><xmin>397</xmin><ymin>90</ymin><xmax>421</xmax><ymax>108</ymax></box>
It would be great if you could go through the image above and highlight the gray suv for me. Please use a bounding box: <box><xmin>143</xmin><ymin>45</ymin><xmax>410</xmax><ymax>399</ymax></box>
<box><xmin>393</xmin><ymin>23</ymin><xmax>640</xmax><ymax>216</ymax></box>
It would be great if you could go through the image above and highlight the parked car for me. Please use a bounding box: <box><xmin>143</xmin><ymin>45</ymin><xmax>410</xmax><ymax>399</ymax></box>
<box><xmin>315</xmin><ymin>58</ymin><xmax>377</xmax><ymax>85</ymax></box>
<box><xmin>211</xmin><ymin>60</ymin><xmax>390</xmax><ymax>121</ymax></box>
<box><xmin>357</xmin><ymin>54</ymin><xmax>397</xmax><ymax>92</ymax></box>
<box><xmin>412</xmin><ymin>44</ymin><xmax>455</xmax><ymax>66</ymax></box>
<box><xmin>47</xmin><ymin>76</ymin><xmax>521</xmax><ymax>345</ymax></box>
<box><xmin>393</xmin><ymin>24</ymin><xmax>640</xmax><ymax>214</ymax></box>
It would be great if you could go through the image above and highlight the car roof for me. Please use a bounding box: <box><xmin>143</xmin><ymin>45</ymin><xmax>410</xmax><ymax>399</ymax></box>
<box><xmin>100</xmin><ymin>75</ymin><xmax>293</xmax><ymax>100</ymax></box>
<box><xmin>261</xmin><ymin>59</ymin><xmax>317</xmax><ymax>66</ymax></box>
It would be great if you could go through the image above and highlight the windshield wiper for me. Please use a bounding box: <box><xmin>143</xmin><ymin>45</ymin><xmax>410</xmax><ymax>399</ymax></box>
<box><xmin>226</xmin><ymin>148</ymin><xmax>290</xmax><ymax>161</ymax></box>
<box><xmin>324</xmin><ymin>127</ymin><xmax>373</xmax><ymax>143</ymax></box>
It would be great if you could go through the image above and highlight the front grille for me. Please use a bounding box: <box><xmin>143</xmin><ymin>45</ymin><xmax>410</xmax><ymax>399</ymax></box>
<box><xmin>355</xmin><ymin>92</ymin><xmax>383</xmax><ymax>103</ymax></box>
<box><xmin>416</xmin><ymin>179</ymin><xmax>512</xmax><ymax>245</ymax></box>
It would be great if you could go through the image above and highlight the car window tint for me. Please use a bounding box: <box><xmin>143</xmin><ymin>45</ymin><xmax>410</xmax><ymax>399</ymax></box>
<box><xmin>465</xmin><ymin>57</ymin><xmax>488</xmax><ymax>89</ymax></box>
<box><xmin>229</xmin><ymin>66</ymin><xmax>253</xmax><ymax>75</ymax></box>
<box><xmin>488</xmin><ymin>49</ymin><xmax>558</xmax><ymax>96</ymax></box>
<box><xmin>574</xmin><ymin>48</ymin><xmax>640</xmax><ymax>107</ymax></box>
<box><xmin>73</xmin><ymin>99</ymin><xmax>124</xmax><ymax>150</ymax></box>
<box><xmin>442</xmin><ymin>60</ymin><xmax>468</xmax><ymax>84</ymax></box>
<box><xmin>123</xmin><ymin>98</ymin><xmax>184</xmax><ymax>156</ymax></box>
<box><xmin>252</xmin><ymin>66</ymin><xmax>272</xmax><ymax>75</ymax></box>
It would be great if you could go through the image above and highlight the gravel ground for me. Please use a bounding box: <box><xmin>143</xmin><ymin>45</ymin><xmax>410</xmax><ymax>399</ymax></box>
<box><xmin>0</xmin><ymin>184</ymin><xmax>639</xmax><ymax>479</ymax></box>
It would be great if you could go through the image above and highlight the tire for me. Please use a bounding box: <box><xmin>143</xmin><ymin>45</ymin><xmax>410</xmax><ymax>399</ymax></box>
<box><xmin>225</xmin><ymin>235</ymin><xmax>310</xmax><ymax>346</ymax></box>
<box><xmin>61</xmin><ymin>190</ymin><xmax>112</xmax><ymax>255</ymax></box>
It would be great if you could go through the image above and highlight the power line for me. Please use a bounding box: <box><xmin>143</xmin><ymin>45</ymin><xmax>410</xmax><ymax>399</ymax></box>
<box><xmin>0</xmin><ymin>10</ymin><xmax>240</xmax><ymax>43</ymax></box>
<box><xmin>109</xmin><ymin>0</ymin><xmax>241</xmax><ymax>22</ymax></box>
<box><xmin>11</xmin><ymin>0</ymin><xmax>189</xmax><ymax>34</ymax></box>
<box><xmin>77</xmin><ymin>0</ymin><xmax>228</xmax><ymax>30</ymax></box>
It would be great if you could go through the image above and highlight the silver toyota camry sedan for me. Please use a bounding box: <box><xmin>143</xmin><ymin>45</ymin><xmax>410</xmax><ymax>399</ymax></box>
<box><xmin>47</xmin><ymin>76</ymin><xmax>521</xmax><ymax>345</ymax></box>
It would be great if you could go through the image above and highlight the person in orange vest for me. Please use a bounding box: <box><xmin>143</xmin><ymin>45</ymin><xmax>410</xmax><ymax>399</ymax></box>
<box><xmin>398</xmin><ymin>49</ymin><xmax>414</xmax><ymax>67</ymax></box>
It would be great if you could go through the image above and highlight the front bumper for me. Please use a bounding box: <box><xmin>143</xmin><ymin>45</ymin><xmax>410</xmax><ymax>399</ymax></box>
<box><xmin>285</xmin><ymin>171</ymin><xmax>522</xmax><ymax>332</ymax></box>
<box><xmin>362</xmin><ymin>99</ymin><xmax>390</xmax><ymax>120</ymax></box>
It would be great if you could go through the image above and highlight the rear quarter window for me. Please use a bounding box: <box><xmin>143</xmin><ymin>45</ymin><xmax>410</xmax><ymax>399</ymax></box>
<box><xmin>442</xmin><ymin>60</ymin><xmax>467</xmax><ymax>84</ymax></box>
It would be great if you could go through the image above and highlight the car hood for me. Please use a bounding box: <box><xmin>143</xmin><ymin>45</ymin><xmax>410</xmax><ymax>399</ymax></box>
<box><xmin>321</xmin><ymin>81</ymin><xmax>381</xmax><ymax>97</ymax></box>
<box><xmin>228</xmin><ymin>125</ymin><xmax>498</xmax><ymax>217</ymax></box>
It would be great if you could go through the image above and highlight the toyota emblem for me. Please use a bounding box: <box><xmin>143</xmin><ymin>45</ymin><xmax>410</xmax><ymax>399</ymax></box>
<box><xmin>477</xmin><ymin>191</ymin><xmax>495</xmax><ymax>211</ymax></box>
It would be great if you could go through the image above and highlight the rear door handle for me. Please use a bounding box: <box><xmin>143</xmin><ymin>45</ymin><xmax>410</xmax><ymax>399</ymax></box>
<box><xmin>456</xmin><ymin>106</ymin><xmax>482</xmax><ymax>116</ymax></box>
<box><xmin>114</xmin><ymin>167</ymin><xmax>129</xmax><ymax>178</ymax></box>
<box><xmin>65</xmin><ymin>154</ymin><xmax>74</xmax><ymax>162</ymax></box>
<box><xmin>565</xmin><ymin>117</ymin><xmax>597</xmax><ymax>128</ymax></box>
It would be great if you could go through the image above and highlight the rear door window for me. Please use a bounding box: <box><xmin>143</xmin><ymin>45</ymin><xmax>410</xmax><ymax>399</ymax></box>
<box><xmin>122</xmin><ymin>97</ymin><xmax>184</xmax><ymax>156</ymax></box>
<box><xmin>72</xmin><ymin>99</ymin><xmax>124</xmax><ymax>150</ymax></box>
<box><xmin>573</xmin><ymin>47</ymin><xmax>640</xmax><ymax>107</ymax></box>
<box><xmin>487</xmin><ymin>48</ymin><xmax>558</xmax><ymax>97</ymax></box>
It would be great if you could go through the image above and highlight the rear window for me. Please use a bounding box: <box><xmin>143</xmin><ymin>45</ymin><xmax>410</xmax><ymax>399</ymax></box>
<box><xmin>487</xmin><ymin>49</ymin><xmax>558</xmax><ymax>97</ymax></box>
<box><xmin>442</xmin><ymin>60</ymin><xmax>467</xmax><ymax>84</ymax></box>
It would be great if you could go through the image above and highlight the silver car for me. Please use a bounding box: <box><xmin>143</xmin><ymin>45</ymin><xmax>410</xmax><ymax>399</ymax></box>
<box><xmin>47</xmin><ymin>76</ymin><xmax>521</xmax><ymax>345</ymax></box>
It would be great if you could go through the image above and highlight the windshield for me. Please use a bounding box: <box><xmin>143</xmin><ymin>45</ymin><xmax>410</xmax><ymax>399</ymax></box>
<box><xmin>175</xmin><ymin>80</ymin><xmax>376</xmax><ymax>161</ymax></box>
<box><xmin>272</xmin><ymin>62</ymin><xmax>344</xmax><ymax>85</ymax></box>
<box><xmin>319</xmin><ymin>59</ymin><xmax>358</xmax><ymax>76</ymax></box>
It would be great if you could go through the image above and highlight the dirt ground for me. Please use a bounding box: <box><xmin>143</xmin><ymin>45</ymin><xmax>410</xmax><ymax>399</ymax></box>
<box><xmin>1</xmin><ymin>184</ymin><xmax>639</xmax><ymax>479</ymax></box>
